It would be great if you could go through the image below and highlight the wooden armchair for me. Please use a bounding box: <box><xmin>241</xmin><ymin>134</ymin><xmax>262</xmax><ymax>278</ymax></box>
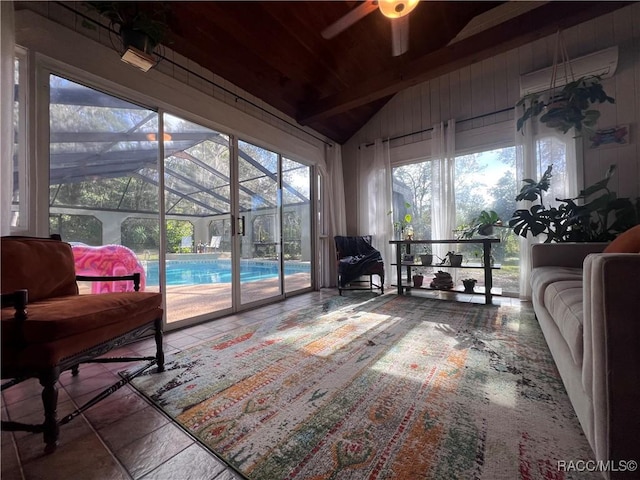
<box><xmin>1</xmin><ymin>236</ymin><xmax>164</xmax><ymax>453</ymax></box>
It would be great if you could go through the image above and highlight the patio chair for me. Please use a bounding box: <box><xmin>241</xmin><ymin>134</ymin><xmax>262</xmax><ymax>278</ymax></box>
<box><xmin>335</xmin><ymin>235</ymin><xmax>384</xmax><ymax>295</ymax></box>
<box><xmin>208</xmin><ymin>235</ymin><xmax>222</xmax><ymax>253</ymax></box>
<box><xmin>1</xmin><ymin>235</ymin><xmax>164</xmax><ymax>453</ymax></box>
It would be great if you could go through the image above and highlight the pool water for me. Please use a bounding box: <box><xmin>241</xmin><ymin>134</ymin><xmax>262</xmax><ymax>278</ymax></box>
<box><xmin>145</xmin><ymin>260</ymin><xmax>308</xmax><ymax>286</ymax></box>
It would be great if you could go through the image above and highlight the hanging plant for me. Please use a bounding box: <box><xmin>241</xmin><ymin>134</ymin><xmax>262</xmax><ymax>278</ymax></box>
<box><xmin>516</xmin><ymin>75</ymin><xmax>615</xmax><ymax>136</ymax></box>
<box><xmin>84</xmin><ymin>2</ymin><xmax>172</xmax><ymax>53</ymax></box>
<box><xmin>516</xmin><ymin>31</ymin><xmax>614</xmax><ymax>136</ymax></box>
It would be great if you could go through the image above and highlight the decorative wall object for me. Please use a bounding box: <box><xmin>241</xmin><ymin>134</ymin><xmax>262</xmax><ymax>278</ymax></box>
<box><xmin>589</xmin><ymin>124</ymin><xmax>629</xmax><ymax>149</ymax></box>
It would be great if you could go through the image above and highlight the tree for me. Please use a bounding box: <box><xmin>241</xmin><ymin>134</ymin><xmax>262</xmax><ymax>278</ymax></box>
<box><xmin>491</xmin><ymin>170</ymin><xmax>517</xmax><ymax>225</ymax></box>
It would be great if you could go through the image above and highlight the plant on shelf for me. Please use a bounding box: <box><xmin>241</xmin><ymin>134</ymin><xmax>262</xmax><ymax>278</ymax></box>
<box><xmin>516</xmin><ymin>75</ymin><xmax>615</xmax><ymax>136</ymax></box>
<box><xmin>419</xmin><ymin>245</ymin><xmax>433</xmax><ymax>266</ymax></box>
<box><xmin>84</xmin><ymin>1</ymin><xmax>172</xmax><ymax>54</ymax></box>
<box><xmin>412</xmin><ymin>272</ymin><xmax>424</xmax><ymax>288</ymax></box>
<box><xmin>389</xmin><ymin>201</ymin><xmax>413</xmax><ymax>240</ymax></box>
<box><xmin>462</xmin><ymin>278</ymin><xmax>477</xmax><ymax>293</ymax></box>
<box><xmin>430</xmin><ymin>270</ymin><xmax>454</xmax><ymax>290</ymax></box>
<box><xmin>438</xmin><ymin>251</ymin><xmax>463</xmax><ymax>267</ymax></box>
<box><xmin>509</xmin><ymin>164</ymin><xmax>639</xmax><ymax>242</ymax></box>
<box><xmin>457</xmin><ymin>210</ymin><xmax>503</xmax><ymax>239</ymax></box>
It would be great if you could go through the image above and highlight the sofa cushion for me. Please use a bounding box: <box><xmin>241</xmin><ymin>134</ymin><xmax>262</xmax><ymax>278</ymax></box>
<box><xmin>530</xmin><ymin>266</ymin><xmax>583</xmax><ymax>299</ymax></box>
<box><xmin>1</xmin><ymin>292</ymin><xmax>162</xmax><ymax>344</ymax></box>
<box><xmin>1</xmin><ymin>237</ymin><xmax>78</xmax><ymax>302</ymax></box>
<box><xmin>603</xmin><ymin>224</ymin><xmax>640</xmax><ymax>253</ymax></box>
<box><xmin>543</xmin><ymin>280</ymin><xmax>584</xmax><ymax>366</ymax></box>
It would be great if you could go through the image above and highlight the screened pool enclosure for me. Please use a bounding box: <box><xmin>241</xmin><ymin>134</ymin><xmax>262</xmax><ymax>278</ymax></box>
<box><xmin>33</xmin><ymin>74</ymin><xmax>314</xmax><ymax>325</ymax></box>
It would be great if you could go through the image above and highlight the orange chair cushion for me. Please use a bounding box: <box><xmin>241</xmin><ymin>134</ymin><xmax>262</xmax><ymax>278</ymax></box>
<box><xmin>1</xmin><ymin>292</ymin><xmax>161</xmax><ymax>344</ymax></box>
<box><xmin>603</xmin><ymin>225</ymin><xmax>640</xmax><ymax>253</ymax></box>
<box><xmin>1</xmin><ymin>237</ymin><xmax>78</xmax><ymax>302</ymax></box>
<box><xmin>2</xmin><ymin>292</ymin><xmax>162</xmax><ymax>370</ymax></box>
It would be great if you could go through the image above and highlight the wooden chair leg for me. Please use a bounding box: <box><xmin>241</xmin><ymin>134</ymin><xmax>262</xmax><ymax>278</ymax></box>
<box><xmin>40</xmin><ymin>368</ymin><xmax>60</xmax><ymax>454</ymax></box>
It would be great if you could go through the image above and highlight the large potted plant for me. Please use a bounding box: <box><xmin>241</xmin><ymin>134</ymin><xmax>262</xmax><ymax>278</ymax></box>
<box><xmin>516</xmin><ymin>75</ymin><xmax>614</xmax><ymax>136</ymax></box>
<box><xmin>509</xmin><ymin>164</ymin><xmax>639</xmax><ymax>242</ymax></box>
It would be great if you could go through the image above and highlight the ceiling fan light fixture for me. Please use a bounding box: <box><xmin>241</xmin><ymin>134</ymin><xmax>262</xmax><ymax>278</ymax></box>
<box><xmin>378</xmin><ymin>0</ymin><xmax>419</xmax><ymax>19</ymax></box>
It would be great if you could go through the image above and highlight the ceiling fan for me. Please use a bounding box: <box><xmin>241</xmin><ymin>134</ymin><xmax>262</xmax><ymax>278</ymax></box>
<box><xmin>321</xmin><ymin>0</ymin><xmax>420</xmax><ymax>57</ymax></box>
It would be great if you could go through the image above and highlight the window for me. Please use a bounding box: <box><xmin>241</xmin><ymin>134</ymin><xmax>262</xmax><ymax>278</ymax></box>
<box><xmin>392</xmin><ymin>146</ymin><xmax>521</xmax><ymax>295</ymax></box>
<box><xmin>454</xmin><ymin>147</ymin><xmax>519</xmax><ymax>295</ymax></box>
<box><xmin>11</xmin><ymin>49</ymin><xmax>27</xmax><ymax>231</ymax></box>
<box><xmin>391</xmin><ymin>163</ymin><xmax>432</xmax><ymax>240</ymax></box>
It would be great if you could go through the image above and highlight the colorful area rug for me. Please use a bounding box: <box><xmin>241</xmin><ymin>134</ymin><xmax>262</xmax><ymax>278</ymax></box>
<box><xmin>130</xmin><ymin>294</ymin><xmax>598</xmax><ymax>479</ymax></box>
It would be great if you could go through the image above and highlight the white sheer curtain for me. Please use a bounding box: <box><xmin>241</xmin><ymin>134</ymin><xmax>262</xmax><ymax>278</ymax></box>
<box><xmin>0</xmin><ymin>1</ymin><xmax>15</xmax><ymax>235</ymax></box>
<box><xmin>515</xmin><ymin>103</ymin><xmax>578</xmax><ymax>299</ymax></box>
<box><xmin>358</xmin><ymin>139</ymin><xmax>392</xmax><ymax>284</ymax></box>
<box><xmin>431</xmin><ymin>120</ymin><xmax>457</xmax><ymax>264</ymax></box>
<box><xmin>323</xmin><ymin>143</ymin><xmax>347</xmax><ymax>287</ymax></box>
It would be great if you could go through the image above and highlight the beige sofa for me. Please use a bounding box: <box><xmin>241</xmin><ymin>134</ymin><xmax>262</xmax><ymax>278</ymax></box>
<box><xmin>530</xmin><ymin>242</ymin><xmax>640</xmax><ymax>478</ymax></box>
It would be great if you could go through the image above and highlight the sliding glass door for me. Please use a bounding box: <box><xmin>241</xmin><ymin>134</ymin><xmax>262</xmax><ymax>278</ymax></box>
<box><xmin>48</xmin><ymin>74</ymin><xmax>314</xmax><ymax>327</ymax></box>
<box><xmin>282</xmin><ymin>157</ymin><xmax>312</xmax><ymax>293</ymax></box>
<box><xmin>237</xmin><ymin>141</ymin><xmax>282</xmax><ymax>305</ymax></box>
<box><xmin>162</xmin><ymin>113</ymin><xmax>233</xmax><ymax>323</ymax></box>
<box><xmin>236</xmin><ymin>142</ymin><xmax>314</xmax><ymax>306</ymax></box>
<box><xmin>48</xmin><ymin>74</ymin><xmax>161</xmax><ymax>297</ymax></box>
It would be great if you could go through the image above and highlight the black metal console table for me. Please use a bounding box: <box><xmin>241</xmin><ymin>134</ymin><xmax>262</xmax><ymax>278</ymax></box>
<box><xmin>389</xmin><ymin>238</ymin><xmax>501</xmax><ymax>305</ymax></box>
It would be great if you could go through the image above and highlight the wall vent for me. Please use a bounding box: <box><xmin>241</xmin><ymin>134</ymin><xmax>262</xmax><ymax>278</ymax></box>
<box><xmin>519</xmin><ymin>46</ymin><xmax>618</xmax><ymax>95</ymax></box>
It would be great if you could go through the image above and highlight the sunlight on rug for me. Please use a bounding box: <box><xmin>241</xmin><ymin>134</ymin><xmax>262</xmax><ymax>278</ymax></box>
<box><xmin>130</xmin><ymin>293</ymin><xmax>598</xmax><ymax>480</ymax></box>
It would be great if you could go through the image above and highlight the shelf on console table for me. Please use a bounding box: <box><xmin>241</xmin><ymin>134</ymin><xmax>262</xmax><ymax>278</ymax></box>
<box><xmin>389</xmin><ymin>238</ymin><xmax>500</xmax><ymax>305</ymax></box>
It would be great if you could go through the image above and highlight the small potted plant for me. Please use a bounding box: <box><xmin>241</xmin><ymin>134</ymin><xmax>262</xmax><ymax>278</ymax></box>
<box><xmin>388</xmin><ymin>201</ymin><xmax>413</xmax><ymax>240</ymax></box>
<box><xmin>412</xmin><ymin>272</ymin><xmax>424</xmax><ymax>288</ymax></box>
<box><xmin>440</xmin><ymin>251</ymin><xmax>463</xmax><ymax>267</ymax></box>
<box><xmin>462</xmin><ymin>278</ymin><xmax>477</xmax><ymax>293</ymax></box>
<box><xmin>419</xmin><ymin>246</ymin><xmax>433</xmax><ymax>266</ymax></box>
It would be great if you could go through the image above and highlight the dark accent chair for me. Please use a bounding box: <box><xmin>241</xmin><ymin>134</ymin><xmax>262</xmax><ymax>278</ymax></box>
<box><xmin>1</xmin><ymin>236</ymin><xmax>164</xmax><ymax>453</ymax></box>
<box><xmin>335</xmin><ymin>235</ymin><xmax>384</xmax><ymax>295</ymax></box>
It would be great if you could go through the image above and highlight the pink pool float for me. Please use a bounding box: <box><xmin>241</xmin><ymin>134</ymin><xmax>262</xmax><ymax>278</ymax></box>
<box><xmin>72</xmin><ymin>244</ymin><xmax>146</xmax><ymax>293</ymax></box>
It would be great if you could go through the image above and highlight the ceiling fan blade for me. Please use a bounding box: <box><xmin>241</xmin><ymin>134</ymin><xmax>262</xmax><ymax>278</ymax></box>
<box><xmin>321</xmin><ymin>1</ymin><xmax>379</xmax><ymax>40</ymax></box>
<box><xmin>390</xmin><ymin>15</ymin><xmax>410</xmax><ymax>56</ymax></box>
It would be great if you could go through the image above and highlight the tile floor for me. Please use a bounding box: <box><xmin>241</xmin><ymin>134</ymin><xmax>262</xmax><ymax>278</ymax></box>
<box><xmin>1</xmin><ymin>289</ymin><xmax>523</xmax><ymax>480</ymax></box>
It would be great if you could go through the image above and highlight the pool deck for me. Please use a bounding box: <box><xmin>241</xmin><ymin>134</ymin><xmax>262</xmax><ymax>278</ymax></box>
<box><xmin>79</xmin><ymin>271</ymin><xmax>312</xmax><ymax>326</ymax></box>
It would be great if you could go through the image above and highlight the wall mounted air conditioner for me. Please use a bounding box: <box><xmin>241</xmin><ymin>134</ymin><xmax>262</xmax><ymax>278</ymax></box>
<box><xmin>519</xmin><ymin>46</ymin><xmax>618</xmax><ymax>95</ymax></box>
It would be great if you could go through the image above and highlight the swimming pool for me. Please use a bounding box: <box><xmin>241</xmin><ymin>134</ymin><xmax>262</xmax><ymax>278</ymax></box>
<box><xmin>145</xmin><ymin>260</ymin><xmax>309</xmax><ymax>286</ymax></box>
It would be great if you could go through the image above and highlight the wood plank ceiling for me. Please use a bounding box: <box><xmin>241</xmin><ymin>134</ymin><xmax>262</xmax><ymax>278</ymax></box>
<box><xmin>93</xmin><ymin>1</ymin><xmax>635</xmax><ymax>144</ymax></box>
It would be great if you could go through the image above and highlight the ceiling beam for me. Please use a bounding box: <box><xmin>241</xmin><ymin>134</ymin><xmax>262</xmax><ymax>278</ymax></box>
<box><xmin>298</xmin><ymin>1</ymin><xmax>632</xmax><ymax>126</ymax></box>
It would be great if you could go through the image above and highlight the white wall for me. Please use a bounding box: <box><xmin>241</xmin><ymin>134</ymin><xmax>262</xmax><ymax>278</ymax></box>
<box><xmin>343</xmin><ymin>3</ymin><xmax>640</xmax><ymax>234</ymax></box>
